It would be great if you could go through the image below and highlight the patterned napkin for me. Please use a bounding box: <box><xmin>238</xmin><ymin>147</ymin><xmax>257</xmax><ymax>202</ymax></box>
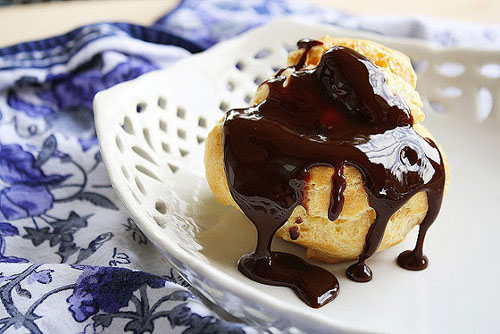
<box><xmin>0</xmin><ymin>1</ymin><xmax>498</xmax><ymax>333</ymax></box>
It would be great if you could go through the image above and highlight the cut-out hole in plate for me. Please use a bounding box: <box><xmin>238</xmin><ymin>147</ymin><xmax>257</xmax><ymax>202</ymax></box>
<box><xmin>136</xmin><ymin>102</ymin><xmax>147</xmax><ymax>113</ymax></box>
<box><xmin>410</xmin><ymin>59</ymin><xmax>429</xmax><ymax>74</ymax></box>
<box><xmin>179</xmin><ymin>148</ymin><xmax>189</xmax><ymax>157</ymax></box>
<box><xmin>121</xmin><ymin>165</ymin><xmax>130</xmax><ymax>179</ymax></box>
<box><xmin>153</xmin><ymin>215</ymin><xmax>165</xmax><ymax>228</ymax></box>
<box><xmin>168</xmin><ymin>163</ymin><xmax>179</xmax><ymax>173</ymax></box>
<box><xmin>226</xmin><ymin>81</ymin><xmax>235</xmax><ymax>92</ymax></box>
<box><xmin>158</xmin><ymin>96</ymin><xmax>167</xmax><ymax>109</ymax></box>
<box><xmin>198</xmin><ymin>117</ymin><xmax>207</xmax><ymax>128</ymax></box>
<box><xmin>121</xmin><ymin>116</ymin><xmax>134</xmax><ymax>134</ymax></box>
<box><xmin>115</xmin><ymin>135</ymin><xmax>124</xmax><ymax>153</ymax></box>
<box><xmin>219</xmin><ymin>101</ymin><xmax>229</xmax><ymax>112</ymax></box>
<box><xmin>440</xmin><ymin>86</ymin><xmax>463</xmax><ymax>98</ymax></box>
<box><xmin>155</xmin><ymin>200</ymin><xmax>167</xmax><ymax>214</ymax></box>
<box><xmin>197</xmin><ymin>135</ymin><xmax>205</xmax><ymax>144</ymax></box>
<box><xmin>132</xmin><ymin>146</ymin><xmax>156</xmax><ymax>165</ymax></box>
<box><xmin>437</xmin><ymin>62</ymin><xmax>465</xmax><ymax>77</ymax></box>
<box><xmin>479</xmin><ymin>63</ymin><xmax>500</xmax><ymax>79</ymax></box>
<box><xmin>254</xmin><ymin>48</ymin><xmax>272</xmax><ymax>59</ymax></box>
<box><xmin>136</xmin><ymin>165</ymin><xmax>160</xmax><ymax>181</ymax></box>
<box><xmin>143</xmin><ymin>128</ymin><xmax>154</xmax><ymax>151</ymax></box>
<box><xmin>177</xmin><ymin>128</ymin><xmax>186</xmax><ymax>139</ymax></box>
<box><xmin>254</xmin><ymin>76</ymin><xmax>264</xmax><ymax>86</ymax></box>
<box><xmin>235</xmin><ymin>61</ymin><xmax>245</xmax><ymax>71</ymax></box>
<box><xmin>429</xmin><ymin>100</ymin><xmax>446</xmax><ymax>114</ymax></box>
<box><xmin>177</xmin><ymin>107</ymin><xmax>186</xmax><ymax>119</ymax></box>
<box><xmin>159</xmin><ymin>120</ymin><xmax>167</xmax><ymax>132</ymax></box>
<box><xmin>162</xmin><ymin>142</ymin><xmax>170</xmax><ymax>153</ymax></box>
<box><xmin>477</xmin><ymin>87</ymin><xmax>493</xmax><ymax>120</ymax></box>
<box><xmin>135</xmin><ymin>176</ymin><xmax>146</xmax><ymax>195</ymax></box>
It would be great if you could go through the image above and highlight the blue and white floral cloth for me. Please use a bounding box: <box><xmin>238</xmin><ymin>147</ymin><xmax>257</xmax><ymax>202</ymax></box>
<box><xmin>0</xmin><ymin>1</ymin><xmax>498</xmax><ymax>333</ymax></box>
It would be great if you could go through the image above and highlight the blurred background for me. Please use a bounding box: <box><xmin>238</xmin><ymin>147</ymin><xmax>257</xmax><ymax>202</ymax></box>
<box><xmin>0</xmin><ymin>0</ymin><xmax>498</xmax><ymax>48</ymax></box>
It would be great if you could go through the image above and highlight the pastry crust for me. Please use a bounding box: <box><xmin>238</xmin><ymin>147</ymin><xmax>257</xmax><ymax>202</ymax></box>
<box><xmin>204</xmin><ymin>36</ymin><xmax>449</xmax><ymax>263</ymax></box>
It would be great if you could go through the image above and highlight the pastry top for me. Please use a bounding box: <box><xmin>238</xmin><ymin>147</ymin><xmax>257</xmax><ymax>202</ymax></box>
<box><xmin>254</xmin><ymin>36</ymin><xmax>425</xmax><ymax>124</ymax></box>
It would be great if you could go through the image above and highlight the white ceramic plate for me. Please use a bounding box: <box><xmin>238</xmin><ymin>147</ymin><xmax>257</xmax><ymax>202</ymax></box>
<box><xmin>95</xmin><ymin>18</ymin><xmax>500</xmax><ymax>334</ymax></box>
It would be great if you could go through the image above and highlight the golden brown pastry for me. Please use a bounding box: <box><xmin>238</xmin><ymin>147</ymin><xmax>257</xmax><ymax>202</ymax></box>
<box><xmin>204</xmin><ymin>36</ymin><xmax>449</xmax><ymax>263</ymax></box>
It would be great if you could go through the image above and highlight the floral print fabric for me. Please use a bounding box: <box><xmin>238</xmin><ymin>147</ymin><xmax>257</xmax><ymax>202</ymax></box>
<box><xmin>0</xmin><ymin>20</ymin><xmax>251</xmax><ymax>334</ymax></box>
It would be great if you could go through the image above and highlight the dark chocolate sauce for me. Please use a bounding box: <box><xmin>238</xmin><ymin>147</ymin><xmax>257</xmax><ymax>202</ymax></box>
<box><xmin>289</xmin><ymin>226</ymin><xmax>300</xmax><ymax>240</ymax></box>
<box><xmin>222</xmin><ymin>40</ymin><xmax>445</xmax><ymax>307</ymax></box>
<box><xmin>295</xmin><ymin>38</ymin><xmax>323</xmax><ymax>68</ymax></box>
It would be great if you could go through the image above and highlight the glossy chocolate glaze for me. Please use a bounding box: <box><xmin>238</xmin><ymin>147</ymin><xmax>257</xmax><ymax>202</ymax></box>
<box><xmin>295</xmin><ymin>38</ymin><xmax>323</xmax><ymax>68</ymax></box>
<box><xmin>222</xmin><ymin>39</ymin><xmax>445</xmax><ymax>307</ymax></box>
<box><xmin>289</xmin><ymin>226</ymin><xmax>300</xmax><ymax>240</ymax></box>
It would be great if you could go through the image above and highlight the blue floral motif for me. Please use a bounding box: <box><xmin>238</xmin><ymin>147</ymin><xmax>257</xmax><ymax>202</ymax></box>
<box><xmin>67</xmin><ymin>266</ymin><xmax>165</xmax><ymax>322</ymax></box>
<box><xmin>122</xmin><ymin>218</ymin><xmax>148</xmax><ymax>245</ymax></box>
<box><xmin>0</xmin><ymin>222</ymin><xmax>27</xmax><ymax>263</ymax></box>
<box><xmin>0</xmin><ymin>144</ymin><xmax>68</xmax><ymax>221</ymax></box>
<box><xmin>0</xmin><ymin>144</ymin><xmax>66</xmax><ymax>185</ymax></box>
<box><xmin>166</xmin><ymin>303</ymin><xmax>246</xmax><ymax>334</ymax></box>
<box><xmin>108</xmin><ymin>247</ymin><xmax>131</xmax><ymax>267</ymax></box>
<box><xmin>7</xmin><ymin>54</ymin><xmax>157</xmax><ymax>151</ymax></box>
<box><xmin>64</xmin><ymin>266</ymin><xmax>247</xmax><ymax>334</ymax></box>
<box><xmin>0</xmin><ymin>222</ymin><xmax>18</xmax><ymax>236</ymax></box>
<box><xmin>27</xmin><ymin>269</ymin><xmax>53</xmax><ymax>284</ymax></box>
<box><xmin>0</xmin><ymin>185</ymin><xmax>54</xmax><ymax>220</ymax></box>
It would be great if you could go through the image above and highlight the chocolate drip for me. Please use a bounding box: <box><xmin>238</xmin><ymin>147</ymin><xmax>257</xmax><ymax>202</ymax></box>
<box><xmin>222</xmin><ymin>44</ymin><xmax>445</xmax><ymax>307</ymax></box>
<box><xmin>238</xmin><ymin>252</ymin><xmax>339</xmax><ymax>308</ymax></box>
<box><xmin>295</xmin><ymin>38</ymin><xmax>323</xmax><ymax>69</ymax></box>
<box><xmin>289</xmin><ymin>226</ymin><xmax>300</xmax><ymax>240</ymax></box>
